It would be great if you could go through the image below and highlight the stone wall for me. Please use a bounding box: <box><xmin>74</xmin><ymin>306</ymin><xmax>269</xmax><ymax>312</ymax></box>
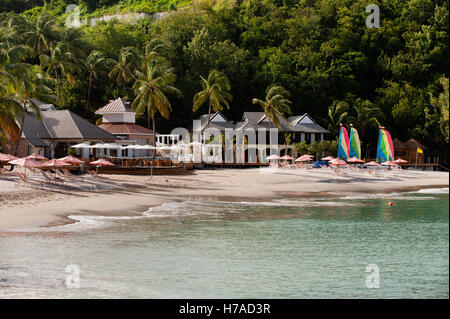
<box><xmin>89</xmin><ymin>11</ymin><xmax>169</xmax><ymax>26</ymax></box>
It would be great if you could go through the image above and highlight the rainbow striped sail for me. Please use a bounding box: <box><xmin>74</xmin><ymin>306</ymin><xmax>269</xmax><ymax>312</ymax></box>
<box><xmin>349</xmin><ymin>126</ymin><xmax>361</xmax><ymax>159</ymax></box>
<box><xmin>337</xmin><ymin>125</ymin><xmax>350</xmax><ymax>160</ymax></box>
<box><xmin>376</xmin><ymin>128</ymin><xmax>395</xmax><ymax>162</ymax></box>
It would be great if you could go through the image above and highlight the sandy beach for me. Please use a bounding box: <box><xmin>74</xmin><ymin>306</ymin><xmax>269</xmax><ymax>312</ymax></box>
<box><xmin>0</xmin><ymin>168</ymin><xmax>448</xmax><ymax>231</ymax></box>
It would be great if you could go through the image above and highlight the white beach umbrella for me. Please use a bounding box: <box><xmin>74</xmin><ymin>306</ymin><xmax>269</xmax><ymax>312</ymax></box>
<box><xmin>71</xmin><ymin>142</ymin><xmax>92</xmax><ymax>149</ymax></box>
<box><xmin>103</xmin><ymin>143</ymin><xmax>122</xmax><ymax>149</ymax></box>
<box><xmin>137</xmin><ymin>145</ymin><xmax>158</xmax><ymax>150</ymax></box>
<box><xmin>121</xmin><ymin>145</ymin><xmax>139</xmax><ymax>149</ymax></box>
<box><xmin>170</xmin><ymin>145</ymin><xmax>186</xmax><ymax>150</ymax></box>
<box><xmin>90</xmin><ymin>143</ymin><xmax>109</xmax><ymax>149</ymax></box>
<box><xmin>157</xmin><ymin>146</ymin><xmax>175</xmax><ymax>150</ymax></box>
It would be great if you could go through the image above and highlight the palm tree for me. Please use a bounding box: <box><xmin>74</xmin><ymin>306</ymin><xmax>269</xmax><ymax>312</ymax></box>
<box><xmin>82</xmin><ymin>50</ymin><xmax>109</xmax><ymax>107</ymax></box>
<box><xmin>0</xmin><ymin>85</ymin><xmax>22</xmax><ymax>145</ymax></box>
<box><xmin>327</xmin><ymin>100</ymin><xmax>349</xmax><ymax>136</ymax></box>
<box><xmin>25</xmin><ymin>14</ymin><xmax>58</xmax><ymax>56</ymax></box>
<box><xmin>0</xmin><ymin>23</ymin><xmax>32</xmax><ymax>86</ymax></box>
<box><xmin>0</xmin><ymin>14</ymin><xmax>28</xmax><ymax>47</ymax></box>
<box><xmin>132</xmin><ymin>59</ymin><xmax>181</xmax><ymax>142</ymax></box>
<box><xmin>252</xmin><ymin>84</ymin><xmax>292</xmax><ymax>148</ymax></box>
<box><xmin>2</xmin><ymin>69</ymin><xmax>53</xmax><ymax>155</ymax></box>
<box><xmin>39</xmin><ymin>42</ymin><xmax>74</xmax><ymax>98</ymax></box>
<box><xmin>108</xmin><ymin>47</ymin><xmax>139</xmax><ymax>93</ymax></box>
<box><xmin>252</xmin><ymin>84</ymin><xmax>292</xmax><ymax>128</ymax></box>
<box><xmin>347</xmin><ymin>98</ymin><xmax>384</xmax><ymax>140</ymax></box>
<box><xmin>141</xmin><ymin>39</ymin><xmax>170</xmax><ymax>70</ymax></box>
<box><xmin>60</xmin><ymin>28</ymin><xmax>86</xmax><ymax>61</ymax></box>
<box><xmin>192</xmin><ymin>70</ymin><xmax>232</xmax><ymax>130</ymax></box>
<box><xmin>0</xmin><ymin>32</ymin><xmax>33</xmax><ymax>146</ymax></box>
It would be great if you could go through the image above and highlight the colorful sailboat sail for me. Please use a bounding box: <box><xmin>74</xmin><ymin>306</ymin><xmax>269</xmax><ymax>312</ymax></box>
<box><xmin>337</xmin><ymin>125</ymin><xmax>350</xmax><ymax>160</ymax></box>
<box><xmin>376</xmin><ymin>127</ymin><xmax>395</xmax><ymax>162</ymax></box>
<box><xmin>349</xmin><ymin>126</ymin><xmax>361</xmax><ymax>159</ymax></box>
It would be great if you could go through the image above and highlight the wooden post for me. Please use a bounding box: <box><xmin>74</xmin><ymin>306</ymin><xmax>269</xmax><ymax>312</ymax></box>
<box><xmin>415</xmin><ymin>149</ymin><xmax>418</xmax><ymax>170</ymax></box>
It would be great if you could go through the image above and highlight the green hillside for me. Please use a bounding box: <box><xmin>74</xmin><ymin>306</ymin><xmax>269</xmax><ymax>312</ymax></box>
<box><xmin>1</xmin><ymin>0</ymin><xmax>192</xmax><ymax>17</ymax></box>
<box><xmin>0</xmin><ymin>0</ymin><xmax>449</xmax><ymax>163</ymax></box>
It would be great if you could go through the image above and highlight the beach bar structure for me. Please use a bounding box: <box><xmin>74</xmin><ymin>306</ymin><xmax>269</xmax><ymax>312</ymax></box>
<box><xmin>96</xmin><ymin>98</ymin><xmax>156</xmax><ymax>158</ymax></box>
<box><xmin>1</xmin><ymin>100</ymin><xmax>117</xmax><ymax>158</ymax></box>
<box><xmin>393</xmin><ymin>138</ymin><xmax>427</xmax><ymax>164</ymax></box>
<box><xmin>189</xmin><ymin>111</ymin><xmax>329</xmax><ymax>163</ymax></box>
<box><xmin>235</xmin><ymin>112</ymin><xmax>329</xmax><ymax>159</ymax></box>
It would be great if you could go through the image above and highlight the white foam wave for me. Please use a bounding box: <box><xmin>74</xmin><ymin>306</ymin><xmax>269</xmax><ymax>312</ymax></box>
<box><xmin>38</xmin><ymin>214</ymin><xmax>145</xmax><ymax>232</ymax></box>
<box><xmin>411</xmin><ymin>187</ymin><xmax>449</xmax><ymax>194</ymax></box>
<box><xmin>34</xmin><ymin>189</ymin><xmax>446</xmax><ymax>232</ymax></box>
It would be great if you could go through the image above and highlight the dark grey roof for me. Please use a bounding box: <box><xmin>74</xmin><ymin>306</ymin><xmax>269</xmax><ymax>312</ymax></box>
<box><xmin>295</xmin><ymin>123</ymin><xmax>329</xmax><ymax>133</ymax></box>
<box><xmin>25</xmin><ymin>137</ymin><xmax>49</xmax><ymax>147</ymax></box>
<box><xmin>22</xmin><ymin>110</ymin><xmax>117</xmax><ymax>141</ymax></box>
<box><xmin>236</xmin><ymin>112</ymin><xmax>329</xmax><ymax>133</ymax></box>
<box><xmin>28</xmin><ymin>98</ymin><xmax>57</xmax><ymax>111</ymax></box>
<box><xmin>194</xmin><ymin>112</ymin><xmax>235</xmax><ymax>131</ymax></box>
<box><xmin>244</xmin><ymin>112</ymin><xmax>266</xmax><ymax>123</ymax></box>
<box><xmin>22</xmin><ymin>112</ymin><xmax>52</xmax><ymax>140</ymax></box>
<box><xmin>42</xmin><ymin>110</ymin><xmax>117</xmax><ymax>139</ymax></box>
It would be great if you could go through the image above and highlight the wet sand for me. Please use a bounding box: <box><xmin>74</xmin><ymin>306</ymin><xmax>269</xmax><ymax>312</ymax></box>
<box><xmin>0</xmin><ymin>168</ymin><xmax>448</xmax><ymax>231</ymax></box>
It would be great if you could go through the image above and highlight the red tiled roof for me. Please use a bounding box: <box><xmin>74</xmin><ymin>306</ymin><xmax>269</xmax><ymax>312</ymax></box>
<box><xmin>98</xmin><ymin>122</ymin><xmax>156</xmax><ymax>135</ymax></box>
<box><xmin>95</xmin><ymin>98</ymin><xmax>133</xmax><ymax>114</ymax></box>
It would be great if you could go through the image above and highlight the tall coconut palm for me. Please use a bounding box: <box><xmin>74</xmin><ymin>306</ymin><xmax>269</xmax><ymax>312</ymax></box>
<box><xmin>0</xmin><ymin>28</ymin><xmax>32</xmax><ymax>86</ymax></box>
<box><xmin>252</xmin><ymin>84</ymin><xmax>292</xmax><ymax>129</ymax></box>
<box><xmin>347</xmin><ymin>98</ymin><xmax>384</xmax><ymax>140</ymax></box>
<box><xmin>0</xmin><ymin>14</ymin><xmax>28</xmax><ymax>47</ymax></box>
<box><xmin>82</xmin><ymin>50</ymin><xmax>109</xmax><ymax>107</ymax></box>
<box><xmin>132</xmin><ymin>59</ymin><xmax>182</xmax><ymax>142</ymax></box>
<box><xmin>1</xmin><ymin>72</ymin><xmax>52</xmax><ymax>155</ymax></box>
<box><xmin>39</xmin><ymin>42</ymin><xmax>74</xmax><ymax>98</ymax></box>
<box><xmin>108</xmin><ymin>47</ymin><xmax>139</xmax><ymax>93</ymax></box>
<box><xmin>60</xmin><ymin>28</ymin><xmax>86</xmax><ymax>61</ymax></box>
<box><xmin>327</xmin><ymin>100</ymin><xmax>349</xmax><ymax>136</ymax></box>
<box><xmin>141</xmin><ymin>39</ymin><xmax>170</xmax><ymax>70</ymax></box>
<box><xmin>252</xmin><ymin>84</ymin><xmax>292</xmax><ymax>147</ymax></box>
<box><xmin>192</xmin><ymin>70</ymin><xmax>232</xmax><ymax>130</ymax></box>
<box><xmin>13</xmin><ymin>66</ymin><xmax>54</xmax><ymax>155</ymax></box>
<box><xmin>0</xmin><ymin>85</ymin><xmax>22</xmax><ymax>145</ymax></box>
<box><xmin>0</xmin><ymin>34</ymin><xmax>33</xmax><ymax>144</ymax></box>
<box><xmin>25</xmin><ymin>14</ymin><xmax>58</xmax><ymax>56</ymax></box>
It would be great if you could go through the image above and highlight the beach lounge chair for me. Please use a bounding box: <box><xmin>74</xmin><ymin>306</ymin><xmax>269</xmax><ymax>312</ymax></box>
<box><xmin>56</xmin><ymin>169</ymin><xmax>78</xmax><ymax>182</ymax></box>
<box><xmin>330</xmin><ymin>166</ymin><xmax>343</xmax><ymax>175</ymax></box>
<box><xmin>16</xmin><ymin>172</ymin><xmax>46</xmax><ymax>188</ymax></box>
<box><xmin>87</xmin><ymin>169</ymin><xmax>101</xmax><ymax>178</ymax></box>
<box><xmin>55</xmin><ymin>169</ymin><xmax>66</xmax><ymax>179</ymax></box>
<box><xmin>41</xmin><ymin>170</ymin><xmax>65</xmax><ymax>184</ymax></box>
<box><xmin>0</xmin><ymin>167</ymin><xmax>18</xmax><ymax>180</ymax></box>
<box><xmin>16</xmin><ymin>172</ymin><xmax>31</xmax><ymax>184</ymax></box>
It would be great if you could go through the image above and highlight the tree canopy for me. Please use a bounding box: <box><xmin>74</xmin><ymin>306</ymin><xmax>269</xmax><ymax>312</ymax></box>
<box><xmin>0</xmin><ymin>0</ymin><xmax>448</xmax><ymax>162</ymax></box>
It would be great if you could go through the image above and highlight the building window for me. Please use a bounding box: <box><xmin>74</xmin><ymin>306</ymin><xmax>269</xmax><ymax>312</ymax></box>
<box><xmin>305</xmin><ymin>133</ymin><xmax>311</xmax><ymax>144</ymax></box>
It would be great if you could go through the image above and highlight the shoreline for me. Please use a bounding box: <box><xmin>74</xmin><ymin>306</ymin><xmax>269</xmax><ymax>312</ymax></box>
<box><xmin>49</xmin><ymin>183</ymin><xmax>449</xmax><ymax>231</ymax></box>
<box><xmin>0</xmin><ymin>169</ymin><xmax>448</xmax><ymax>232</ymax></box>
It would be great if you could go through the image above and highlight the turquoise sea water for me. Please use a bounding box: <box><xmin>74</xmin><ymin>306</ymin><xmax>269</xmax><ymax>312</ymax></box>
<box><xmin>0</xmin><ymin>188</ymin><xmax>448</xmax><ymax>298</ymax></box>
